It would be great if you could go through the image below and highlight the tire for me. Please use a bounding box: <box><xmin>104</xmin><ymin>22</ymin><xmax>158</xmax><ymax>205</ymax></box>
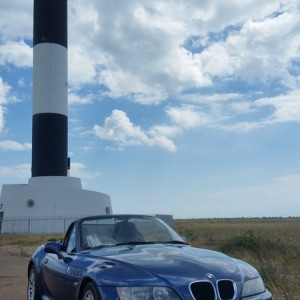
<box><xmin>27</xmin><ymin>266</ymin><xmax>41</xmax><ymax>300</ymax></box>
<box><xmin>81</xmin><ymin>282</ymin><xmax>99</xmax><ymax>300</ymax></box>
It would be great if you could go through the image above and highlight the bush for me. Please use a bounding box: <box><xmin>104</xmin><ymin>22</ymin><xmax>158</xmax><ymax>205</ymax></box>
<box><xmin>218</xmin><ymin>230</ymin><xmax>262</xmax><ymax>253</ymax></box>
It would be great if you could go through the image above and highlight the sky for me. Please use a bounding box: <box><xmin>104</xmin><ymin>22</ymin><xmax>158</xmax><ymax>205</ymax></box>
<box><xmin>1</xmin><ymin>0</ymin><xmax>300</xmax><ymax>219</ymax></box>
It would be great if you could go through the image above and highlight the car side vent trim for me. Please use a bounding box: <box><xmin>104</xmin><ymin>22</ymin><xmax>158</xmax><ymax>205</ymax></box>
<box><xmin>66</xmin><ymin>266</ymin><xmax>84</xmax><ymax>278</ymax></box>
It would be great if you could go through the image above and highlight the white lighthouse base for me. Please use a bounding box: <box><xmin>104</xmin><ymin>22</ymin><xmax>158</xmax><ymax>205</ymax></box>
<box><xmin>0</xmin><ymin>177</ymin><xmax>112</xmax><ymax>234</ymax></box>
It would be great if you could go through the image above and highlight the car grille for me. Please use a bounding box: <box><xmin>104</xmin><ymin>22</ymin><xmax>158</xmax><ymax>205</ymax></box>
<box><xmin>190</xmin><ymin>280</ymin><xmax>236</xmax><ymax>300</ymax></box>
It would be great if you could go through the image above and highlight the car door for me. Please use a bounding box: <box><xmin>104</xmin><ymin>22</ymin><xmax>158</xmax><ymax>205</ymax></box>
<box><xmin>42</xmin><ymin>252</ymin><xmax>69</xmax><ymax>299</ymax></box>
<box><xmin>42</xmin><ymin>225</ymin><xmax>77</xmax><ymax>300</ymax></box>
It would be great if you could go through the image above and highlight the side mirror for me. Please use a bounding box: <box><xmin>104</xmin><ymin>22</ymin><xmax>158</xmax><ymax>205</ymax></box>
<box><xmin>44</xmin><ymin>241</ymin><xmax>73</xmax><ymax>263</ymax></box>
<box><xmin>44</xmin><ymin>241</ymin><xmax>64</xmax><ymax>259</ymax></box>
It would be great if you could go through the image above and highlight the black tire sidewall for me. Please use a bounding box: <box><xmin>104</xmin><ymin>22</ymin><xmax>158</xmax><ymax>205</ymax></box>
<box><xmin>81</xmin><ymin>282</ymin><xmax>100</xmax><ymax>300</ymax></box>
<box><xmin>27</xmin><ymin>266</ymin><xmax>41</xmax><ymax>300</ymax></box>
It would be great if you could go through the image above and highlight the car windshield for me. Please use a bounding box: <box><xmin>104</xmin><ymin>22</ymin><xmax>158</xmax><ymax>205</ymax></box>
<box><xmin>80</xmin><ymin>215</ymin><xmax>186</xmax><ymax>250</ymax></box>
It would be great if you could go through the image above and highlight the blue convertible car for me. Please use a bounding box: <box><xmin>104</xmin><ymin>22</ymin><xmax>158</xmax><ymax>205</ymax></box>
<box><xmin>27</xmin><ymin>214</ymin><xmax>273</xmax><ymax>300</ymax></box>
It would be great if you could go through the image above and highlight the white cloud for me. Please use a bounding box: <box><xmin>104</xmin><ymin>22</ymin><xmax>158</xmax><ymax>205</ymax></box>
<box><xmin>68</xmin><ymin>45</ymin><xmax>97</xmax><ymax>88</ymax></box>
<box><xmin>0</xmin><ymin>77</ymin><xmax>21</xmax><ymax>134</ymax></box>
<box><xmin>198</xmin><ymin>10</ymin><xmax>300</xmax><ymax>87</ymax></box>
<box><xmin>187</xmin><ymin>0</ymin><xmax>280</xmax><ymax>33</ymax></box>
<box><xmin>0</xmin><ymin>164</ymin><xmax>30</xmax><ymax>181</ymax></box>
<box><xmin>92</xmin><ymin>109</ymin><xmax>177</xmax><ymax>152</ymax></box>
<box><xmin>200</xmin><ymin>174</ymin><xmax>300</xmax><ymax>217</ymax></box>
<box><xmin>224</xmin><ymin>121</ymin><xmax>264</xmax><ymax>133</ymax></box>
<box><xmin>98</xmin><ymin>68</ymin><xmax>165</xmax><ymax>104</ymax></box>
<box><xmin>207</xmin><ymin>90</ymin><xmax>300</xmax><ymax>132</ymax></box>
<box><xmin>0</xmin><ymin>140</ymin><xmax>31</xmax><ymax>151</ymax></box>
<box><xmin>18</xmin><ymin>77</ymin><xmax>25</xmax><ymax>88</ymax></box>
<box><xmin>69</xmin><ymin>0</ymin><xmax>101</xmax><ymax>45</ymax></box>
<box><xmin>0</xmin><ymin>77</ymin><xmax>11</xmax><ymax>106</ymax></box>
<box><xmin>70</xmin><ymin>162</ymin><xmax>101</xmax><ymax>179</ymax></box>
<box><xmin>0</xmin><ymin>1</ymin><xmax>32</xmax><ymax>40</ymax></box>
<box><xmin>0</xmin><ymin>78</ymin><xmax>11</xmax><ymax>133</ymax></box>
<box><xmin>93</xmin><ymin>110</ymin><xmax>148</xmax><ymax>145</ymax></box>
<box><xmin>68</xmin><ymin>92</ymin><xmax>95</xmax><ymax>105</ymax></box>
<box><xmin>0</xmin><ymin>105</ymin><xmax>4</xmax><ymax>133</ymax></box>
<box><xmin>228</xmin><ymin>101</ymin><xmax>256</xmax><ymax>114</ymax></box>
<box><xmin>148</xmin><ymin>124</ymin><xmax>182</xmax><ymax>138</ymax></box>
<box><xmin>179</xmin><ymin>93</ymin><xmax>243</xmax><ymax>105</ymax></box>
<box><xmin>164</xmin><ymin>88</ymin><xmax>300</xmax><ymax>133</ymax></box>
<box><xmin>256</xmin><ymin>90</ymin><xmax>300</xmax><ymax>123</ymax></box>
<box><xmin>66</xmin><ymin>0</ymin><xmax>299</xmax><ymax>109</ymax></box>
<box><xmin>167</xmin><ymin>105</ymin><xmax>212</xmax><ymax>129</ymax></box>
<box><xmin>198</xmin><ymin>43</ymin><xmax>237</xmax><ymax>78</ymax></box>
<box><xmin>0</xmin><ymin>40</ymin><xmax>32</xmax><ymax>68</ymax></box>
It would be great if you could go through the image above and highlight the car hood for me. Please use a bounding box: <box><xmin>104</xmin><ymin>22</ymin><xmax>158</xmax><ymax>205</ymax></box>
<box><xmin>83</xmin><ymin>244</ymin><xmax>243</xmax><ymax>287</ymax></box>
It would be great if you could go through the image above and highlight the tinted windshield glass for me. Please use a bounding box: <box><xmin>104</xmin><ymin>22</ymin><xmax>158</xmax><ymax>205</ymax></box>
<box><xmin>80</xmin><ymin>215</ymin><xmax>184</xmax><ymax>249</ymax></box>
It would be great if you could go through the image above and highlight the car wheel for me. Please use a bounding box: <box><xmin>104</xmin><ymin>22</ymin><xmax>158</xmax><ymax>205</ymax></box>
<box><xmin>27</xmin><ymin>266</ymin><xmax>41</xmax><ymax>300</ymax></box>
<box><xmin>81</xmin><ymin>282</ymin><xmax>99</xmax><ymax>300</ymax></box>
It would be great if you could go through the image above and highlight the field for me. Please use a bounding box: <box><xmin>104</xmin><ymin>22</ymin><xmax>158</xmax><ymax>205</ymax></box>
<box><xmin>1</xmin><ymin>217</ymin><xmax>299</xmax><ymax>299</ymax></box>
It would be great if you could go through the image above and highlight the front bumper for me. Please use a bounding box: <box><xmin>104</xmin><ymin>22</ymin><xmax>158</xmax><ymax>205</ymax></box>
<box><xmin>98</xmin><ymin>286</ymin><xmax>273</xmax><ymax>300</ymax></box>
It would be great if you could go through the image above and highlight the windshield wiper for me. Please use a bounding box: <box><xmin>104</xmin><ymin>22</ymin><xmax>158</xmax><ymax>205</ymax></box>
<box><xmin>114</xmin><ymin>241</ymin><xmax>157</xmax><ymax>247</ymax></box>
<box><xmin>114</xmin><ymin>240</ymin><xmax>188</xmax><ymax>247</ymax></box>
<box><xmin>84</xmin><ymin>244</ymin><xmax>116</xmax><ymax>251</ymax></box>
<box><xmin>164</xmin><ymin>240</ymin><xmax>188</xmax><ymax>245</ymax></box>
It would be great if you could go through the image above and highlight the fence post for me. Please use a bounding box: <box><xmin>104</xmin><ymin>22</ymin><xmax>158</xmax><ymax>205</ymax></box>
<box><xmin>28</xmin><ymin>218</ymin><xmax>31</xmax><ymax>235</ymax></box>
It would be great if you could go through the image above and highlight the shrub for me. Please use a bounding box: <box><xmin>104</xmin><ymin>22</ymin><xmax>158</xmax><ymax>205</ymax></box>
<box><xmin>218</xmin><ymin>230</ymin><xmax>262</xmax><ymax>253</ymax></box>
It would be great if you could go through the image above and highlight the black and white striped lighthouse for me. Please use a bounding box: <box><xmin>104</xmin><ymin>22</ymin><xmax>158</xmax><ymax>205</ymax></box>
<box><xmin>0</xmin><ymin>0</ymin><xmax>112</xmax><ymax>233</ymax></box>
<box><xmin>32</xmin><ymin>0</ymin><xmax>68</xmax><ymax>177</ymax></box>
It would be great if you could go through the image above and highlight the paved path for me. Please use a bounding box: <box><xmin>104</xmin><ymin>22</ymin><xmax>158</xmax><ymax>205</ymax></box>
<box><xmin>0</xmin><ymin>248</ymin><xmax>29</xmax><ymax>299</ymax></box>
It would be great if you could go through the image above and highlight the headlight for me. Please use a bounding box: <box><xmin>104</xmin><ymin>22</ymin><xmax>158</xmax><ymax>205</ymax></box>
<box><xmin>116</xmin><ymin>287</ymin><xmax>180</xmax><ymax>300</ymax></box>
<box><xmin>242</xmin><ymin>277</ymin><xmax>266</xmax><ymax>298</ymax></box>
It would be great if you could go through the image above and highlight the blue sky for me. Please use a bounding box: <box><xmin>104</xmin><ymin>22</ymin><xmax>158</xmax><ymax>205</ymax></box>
<box><xmin>1</xmin><ymin>0</ymin><xmax>300</xmax><ymax>218</ymax></box>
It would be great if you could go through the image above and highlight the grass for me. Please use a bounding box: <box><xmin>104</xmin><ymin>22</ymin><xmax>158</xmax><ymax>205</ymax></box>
<box><xmin>0</xmin><ymin>234</ymin><xmax>63</xmax><ymax>256</ymax></box>
<box><xmin>1</xmin><ymin>217</ymin><xmax>299</xmax><ymax>299</ymax></box>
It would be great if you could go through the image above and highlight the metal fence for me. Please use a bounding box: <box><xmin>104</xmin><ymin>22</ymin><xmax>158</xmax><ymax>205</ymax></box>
<box><xmin>0</xmin><ymin>214</ymin><xmax>174</xmax><ymax>235</ymax></box>
<box><xmin>0</xmin><ymin>216</ymin><xmax>82</xmax><ymax>235</ymax></box>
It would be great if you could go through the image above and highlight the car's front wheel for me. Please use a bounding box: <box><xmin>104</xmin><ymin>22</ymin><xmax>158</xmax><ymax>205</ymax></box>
<box><xmin>27</xmin><ymin>266</ymin><xmax>41</xmax><ymax>300</ymax></box>
<box><xmin>81</xmin><ymin>282</ymin><xmax>99</xmax><ymax>300</ymax></box>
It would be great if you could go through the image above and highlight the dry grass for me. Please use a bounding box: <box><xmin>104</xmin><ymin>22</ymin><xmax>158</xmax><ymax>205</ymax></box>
<box><xmin>0</xmin><ymin>234</ymin><xmax>62</xmax><ymax>257</ymax></box>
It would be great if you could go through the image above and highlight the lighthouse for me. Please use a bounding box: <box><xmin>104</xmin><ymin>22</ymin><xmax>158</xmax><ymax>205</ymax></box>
<box><xmin>32</xmin><ymin>0</ymin><xmax>69</xmax><ymax>178</ymax></box>
<box><xmin>0</xmin><ymin>0</ymin><xmax>112</xmax><ymax>234</ymax></box>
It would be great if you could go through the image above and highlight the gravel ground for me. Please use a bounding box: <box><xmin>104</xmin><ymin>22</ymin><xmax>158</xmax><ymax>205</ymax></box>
<box><xmin>0</xmin><ymin>247</ymin><xmax>30</xmax><ymax>299</ymax></box>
